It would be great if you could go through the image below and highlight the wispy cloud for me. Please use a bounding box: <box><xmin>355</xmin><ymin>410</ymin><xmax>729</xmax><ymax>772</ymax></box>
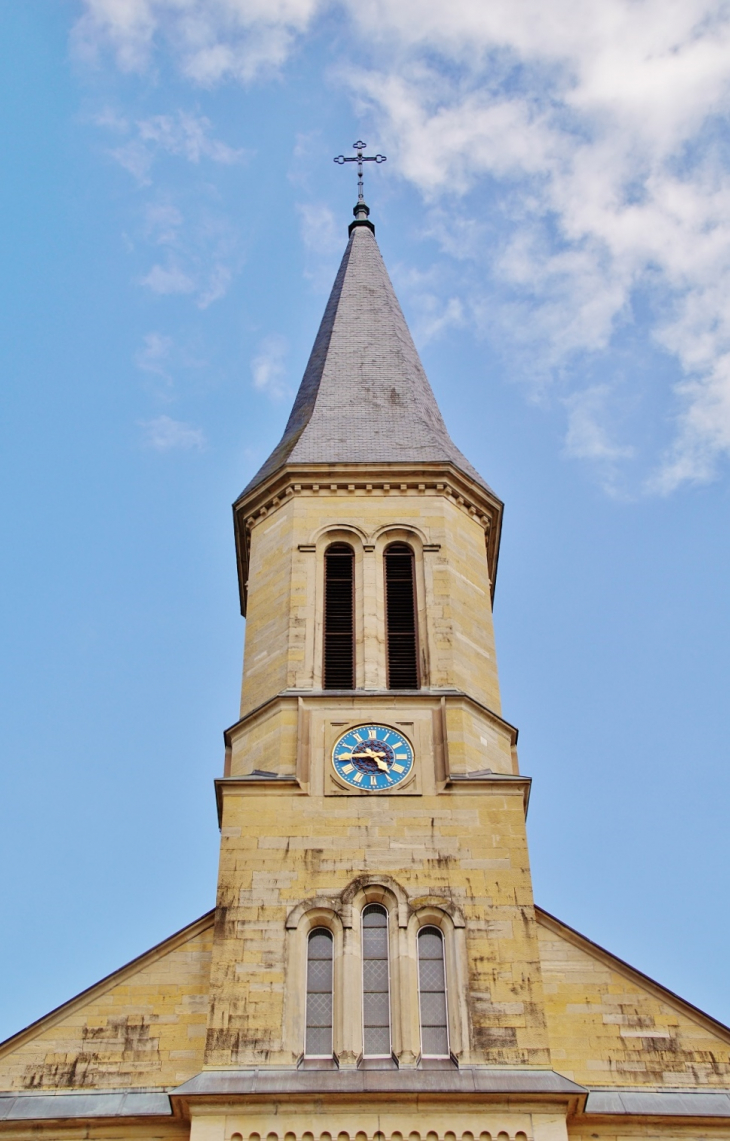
<box><xmin>74</xmin><ymin>0</ymin><xmax>322</xmax><ymax>82</ymax></box>
<box><xmin>139</xmin><ymin>414</ymin><xmax>206</xmax><ymax>452</ymax></box>
<box><xmin>141</xmin><ymin>262</ymin><xmax>196</xmax><ymax>295</ymax></box>
<box><xmin>135</xmin><ymin>331</ymin><xmax>174</xmax><ymax>380</ymax></box>
<box><xmin>252</xmin><ymin>335</ymin><xmax>290</xmax><ymax>401</ymax></box>
<box><xmin>93</xmin><ymin>111</ymin><xmax>244</xmax><ymax>309</ymax></box>
<box><xmin>100</xmin><ymin>110</ymin><xmax>244</xmax><ymax>186</ymax></box>
<box><xmin>78</xmin><ymin>0</ymin><xmax>730</xmax><ymax>492</ymax></box>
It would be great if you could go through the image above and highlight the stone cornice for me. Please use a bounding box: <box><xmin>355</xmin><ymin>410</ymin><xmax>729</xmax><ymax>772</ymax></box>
<box><xmin>232</xmin><ymin>462</ymin><xmax>504</xmax><ymax>616</ymax></box>
<box><xmin>224</xmin><ymin>689</ymin><xmax>518</xmax><ymax>748</ymax></box>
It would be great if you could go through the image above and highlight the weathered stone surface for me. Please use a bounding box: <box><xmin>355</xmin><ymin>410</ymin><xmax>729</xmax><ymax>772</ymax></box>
<box><xmin>0</xmin><ymin>916</ymin><xmax>213</xmax><ymax>1092</ymax></box>
<box><xmin>536</xmin><ymin>910</ymin><xmax>730</xmax><ymax>1087</ymax></box>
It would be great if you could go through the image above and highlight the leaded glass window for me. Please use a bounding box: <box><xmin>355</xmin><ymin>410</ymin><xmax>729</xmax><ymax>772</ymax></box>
<box><xmin>305</xmin><ymin>928</ymin><xmax>333</xmax><ymax>1057</ymax></box>
<box><xmin>418</xmin><ymin>926</ymin><xmax>449</xmax><ymax>1057</ymax></box>
<box><xmin>362</xmin><ymin>904</ymin><xmax>391</xmax><ymax>1057</ymax></box>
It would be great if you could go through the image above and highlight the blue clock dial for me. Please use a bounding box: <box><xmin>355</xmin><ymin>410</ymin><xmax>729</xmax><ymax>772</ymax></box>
<box><xmin>332</xmin><ymin>725</ymin><xmax>414</xmax><ymax>791</ymax></box>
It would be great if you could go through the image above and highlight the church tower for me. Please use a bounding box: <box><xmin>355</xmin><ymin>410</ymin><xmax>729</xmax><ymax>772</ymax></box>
<box><xmin>210</xmin><ymin>198</ymin><xmax>546</xmax><ymax>1077</ymax></box>
<box><xmin>3</xmin><ymin>187</ymin><xmax>730</xmax><ymax>1141</ymax></box>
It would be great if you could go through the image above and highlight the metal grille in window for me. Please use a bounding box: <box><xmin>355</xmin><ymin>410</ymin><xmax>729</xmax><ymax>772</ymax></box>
<box><xmin>384</xmin><ymin>543</ymin><xmax>419</xmax><ymax>689</ymax></box>
<box><xmin>324</xmin><ymin>544</ymin><xmax>354</xmax><ymax>689</ymax></box>
<box><xmin>305</xmin><ymin>928</ymin><xmax>333</xmax><ymax>1057</ymax></box>
<box><xmin>418</xmin><ymin>926</ymin><xmax>449</xmax><ymax>1058</ymax></box>
<box><xmin>362</xmin><ymin>904</ymin><xmax>391</xmax><ymax>1057</ymax></box>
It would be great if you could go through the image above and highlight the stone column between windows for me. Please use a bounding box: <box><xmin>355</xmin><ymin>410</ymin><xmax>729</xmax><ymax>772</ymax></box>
<box><xmin>338</xmin><ymin>921</ymin><xmax>361</xmax><ymax>1067</ymax></box>
<box><xmin>395</xmin><ymin>921</ymin><xmax>420</xmax><ymax>1066</ymax></box>
<box><xmin>361</xmin><ymin>542</ymin><xmax>383</xmax><ymax>689</ymax></box>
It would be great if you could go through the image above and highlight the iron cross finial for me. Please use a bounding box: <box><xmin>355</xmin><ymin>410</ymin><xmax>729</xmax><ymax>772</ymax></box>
<box><xmin>334</xmin><ymin>140</ymin><xmax>387</xmax><ymax>202</ymax></box>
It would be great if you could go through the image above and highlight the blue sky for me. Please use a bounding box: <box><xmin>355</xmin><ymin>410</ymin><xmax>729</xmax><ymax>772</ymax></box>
<box><xmin>1</xmin><ymin>0</ymin><xmax>730</xmax><ymax>1042</ymax></box>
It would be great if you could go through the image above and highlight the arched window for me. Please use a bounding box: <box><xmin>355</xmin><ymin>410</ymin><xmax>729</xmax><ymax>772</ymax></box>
<box><xmin>384</xmin><ymin>543</ymin><xmax>419</xmax><ymax>689</ymax></box>
<box><xmin>324</xmin><ymin>543</ymin><xmax>354</xmax><ymax>689</ymax></box>
<box><xmin>362</xmin><ymin>904</ymin><xmax>391</xmax><ymax>1057</ymax></box>
<box><xmin>417</xmin><ymin>926</ymin><xmax>449</xmax><ymax>1058</ymax></box>
<box><xmin>305</xmin><ymin>928</ymin><xmax>334</xmax><ymax>1057</ymax></box>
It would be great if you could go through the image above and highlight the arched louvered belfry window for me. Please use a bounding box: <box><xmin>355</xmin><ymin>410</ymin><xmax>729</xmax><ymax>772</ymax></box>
<box><xmin>418</xmin><ymin>926</ymin><xmax>449</xmax><ymax>1058</ymax></box>
<box><xmin>384</xmin><ymin>543</ymin><xmax>419</xmax><ymax>689</ymax></box>
<box><xmin>324</xmin><ymin>543</ymin><xmax>354</xmax><ymax>689</ymax></box>
<box><xmin>305</xmin><ymin>928</ymin><xmax>334</xmax><ymax>1057</ymax></box>
<box><xmin>362</xmin><ymin>904</ymin><xmax>391</xmax><ymax>1057</ymax></box>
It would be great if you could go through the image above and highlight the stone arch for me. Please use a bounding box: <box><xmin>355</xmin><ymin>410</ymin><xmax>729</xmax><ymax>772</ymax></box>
<box><xmin>340</xmin><ymin>873</ymin><xmax>409</xmax><ymax>928</ymax></box>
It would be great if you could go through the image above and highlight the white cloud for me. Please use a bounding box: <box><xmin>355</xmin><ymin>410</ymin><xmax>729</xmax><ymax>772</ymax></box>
<box><xmin>77</xmin><ymin>0</ymin><xmax>730</xmax><ymax>491</ymax></box>
<box><xmin>74</xmin><ymin>0</ymin><xmax>323</xmax><ymax>82</ymax></box>
<box><xmin>141</xmin><ymin>262</ymin><xmax>196</xmax><ymax>294</ymax></box>
<box><xmin>135</xmin><ymin>331</ymin><xmax>174</xmax><ymax>378</ymax></box>
<box><xmin>252</xmin><ymin>335</ymin><xmax>290</xmax><ymax>401</ymax></box>
<box><xmin>104</xmin><ymin>110</ymin><xmax>244</xmax><ymax>185</ymax></box>
<box><xmin>139</xmin><ymin>414</ymin><xmax>206</xmax><ymax>451</ymax></box>
<box><xmin>339</xmin><ymin>0</ymin><xmax>730</xmax><ymax>490</ymax></box>
<box><xmin>197</xmin><ymin>263</ymin><xmax>233</xmax><ymax>309</ymax></box>
<box><xmin>298</xmin><ymin>202</ymin><xmax>340</xmax><ymax>256</ymax></box>
<box><xmin>563</xmin><ymin>386</ymin><xmax>635</xmax><ymax>496</ymax></box>
<box><xmin>144</xmin><ymin>201</ymin><xmax>184</xmax><ymax>245</ymax></box>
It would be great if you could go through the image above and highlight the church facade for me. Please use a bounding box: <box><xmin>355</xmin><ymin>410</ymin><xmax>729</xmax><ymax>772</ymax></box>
<box><xmin>2</xmin><ymin>199</ymin><xmax>730</xmax><ymax>1141</ymax></box>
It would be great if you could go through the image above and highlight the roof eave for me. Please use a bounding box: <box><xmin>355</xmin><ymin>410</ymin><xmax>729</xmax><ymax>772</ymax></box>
<box><xmin>233</xmin><ymin>461</ymin><xmax>503</xmax><ymax>617</ymax></box>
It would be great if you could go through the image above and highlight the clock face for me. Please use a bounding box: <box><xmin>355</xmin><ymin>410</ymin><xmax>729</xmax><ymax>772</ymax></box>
<box><xmin>332</xmin><ymin>724</ymin><xmax>414</xmax><ymax>791</ymax></box>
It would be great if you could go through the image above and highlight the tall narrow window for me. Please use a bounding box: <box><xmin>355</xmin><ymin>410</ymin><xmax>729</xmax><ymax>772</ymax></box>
<box><xmin>305</xmin><ymin>928</ymin><xmax>334</xmax><ymax>1057</ymax></box>
<box><xmin>362</xmin><ymin>904</ymin><xmax>391</xmax><ymax>1057</ymax></box>
<box><xmin>384</xmin><ymin>543</ymin><xmax>419</xmax><ymax>689</ymax></box>
<box><xmin>418</xmin><ymin>927</ymin><xmax>449</xmax><ymax>1058</ymax></box>
<box><xmin>324</xmin><ymin>543</ymin><xmax>354</xmax><ymax>689</ymax></box>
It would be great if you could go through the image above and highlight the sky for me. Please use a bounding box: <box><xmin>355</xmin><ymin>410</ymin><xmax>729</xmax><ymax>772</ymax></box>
<box><xmin>1</xmin><ymin>0</ymin><xmax>730</xmax><ymax>1044</ymax></box>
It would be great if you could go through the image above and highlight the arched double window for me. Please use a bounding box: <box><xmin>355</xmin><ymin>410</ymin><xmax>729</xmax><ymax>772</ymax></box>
<box><xmin>321</xmin><ymin>539</ymin><xmax>422</xmax><ymax>691</ymax></box>
<box><xmin>305</xmin><ymin>928</ymin><xmax>334</xmax><ymax>1058</ymax></box>
<box><xmin>384</xmin><ymin>543</ymin><xmax>419</xmax><ymax>689</ymax></box>
<box><xmin>323</xmin><ymin>543</ymin><xmax>354</xmax><ymax>689</ymax></box>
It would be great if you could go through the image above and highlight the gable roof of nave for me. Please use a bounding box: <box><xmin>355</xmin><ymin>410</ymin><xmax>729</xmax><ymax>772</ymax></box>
<box><xmin>0</xmin><ymin>911</ymin><xmax>214</xmax><ymax>1093</ymax></box>
<box><xmin>536</xmin><ymin>906</ymin><xmax>730</xmax><ymax>1088</ymax></box>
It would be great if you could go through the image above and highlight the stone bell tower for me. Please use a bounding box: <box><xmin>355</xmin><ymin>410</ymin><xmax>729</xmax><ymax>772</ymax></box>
<box><xmin>200</xmin><ymin>197</ymin><xmax>561</xmax><ymax>1088</ymax></box>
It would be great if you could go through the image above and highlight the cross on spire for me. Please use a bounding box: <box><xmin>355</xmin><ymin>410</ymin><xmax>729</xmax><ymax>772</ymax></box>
<box><xmin>334</xmin><ymin>140</ymin><xmax>386</xmax><ymax>203</ymax></box>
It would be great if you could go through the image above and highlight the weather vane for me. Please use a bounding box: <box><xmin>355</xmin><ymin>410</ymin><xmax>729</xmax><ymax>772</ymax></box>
<box><xmin>334</xmin><ymin>140</ymin><xmax>386</xmax><ymax>202</ymax></box>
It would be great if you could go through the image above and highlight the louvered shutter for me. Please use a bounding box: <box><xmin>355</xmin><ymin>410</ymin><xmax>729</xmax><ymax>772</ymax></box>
<box><xmin>324</xmin><ymin>544</ymin><xmax>354</xmax><ymax>688</ymax></box>
<box><xmin>384</xmin><ymin>543</ymin><xmax>419</xmax><ymax>689</ymax></box>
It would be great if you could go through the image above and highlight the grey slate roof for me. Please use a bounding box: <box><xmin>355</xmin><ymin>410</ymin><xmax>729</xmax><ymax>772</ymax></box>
<box><xmin>241</xmin><ymin>222</ymin><xmax>491</xmax><ymax>498</ymax></box>
<box><xmin>585</xmin><ymin>1090</ymin><xmax>730</xmax><ymax>1117</ymax></box>
<box><xmin>173</xmin><ymin>1067</ymin><xmax>585</xmax><ymax>1096</ymax></box>
<box><xmin>0</xmin><ymin>1092</ymin><xmax>171</xmax><ymax>1120</ymax></box>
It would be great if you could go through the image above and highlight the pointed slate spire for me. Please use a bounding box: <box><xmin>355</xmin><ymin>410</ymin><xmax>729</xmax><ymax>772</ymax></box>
<box><xmin>241</xmin><ymin>208</ymin><xmax>491</xmax><ymax>496</ymax></box>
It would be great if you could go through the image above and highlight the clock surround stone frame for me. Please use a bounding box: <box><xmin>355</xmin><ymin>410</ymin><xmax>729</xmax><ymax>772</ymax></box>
<box><xmin>330</xmin><ymin>722</ymin><xmax>416</xmax><ymax>795</ymax></box>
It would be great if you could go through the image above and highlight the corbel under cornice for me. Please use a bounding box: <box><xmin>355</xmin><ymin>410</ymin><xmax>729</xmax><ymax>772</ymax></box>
<box><xmin>232</xmin><ymin>463</ymin><xmax>504</xmax><ymax>616</ymax></box>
